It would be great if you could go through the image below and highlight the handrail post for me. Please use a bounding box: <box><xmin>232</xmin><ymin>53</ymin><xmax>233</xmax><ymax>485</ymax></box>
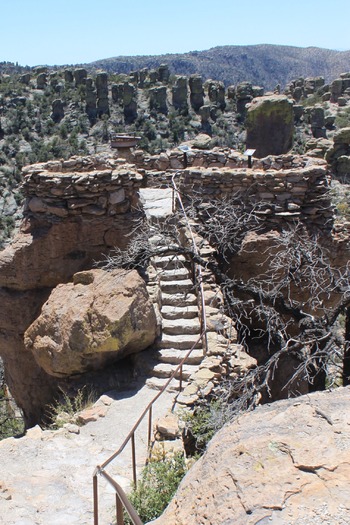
<box><xmin>179</xmin><ymin>364</ymin><xmax>183</xmax><ymax>392</ymax></box>
<box><xmin>93</xmin><ymin>473</ymin><xmax>99</xmax><ymax>525</ymax></box>
<box><xmin>148</xmin><ymin>405</ymin><xmax>153</xmax><ymax>448</ymax></box>
<box><xmin>131</xmin><ymin>432</ymin><xmax>137</xmax><ymax>487</ymax></box>
<box><xmin>116</xmin><ymin>493</ymin><xmax>124</xmax><ymax>525</ymax></box>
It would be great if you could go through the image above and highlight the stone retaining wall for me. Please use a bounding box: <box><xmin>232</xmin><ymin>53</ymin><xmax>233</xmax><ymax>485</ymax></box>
<box><xmin>22</xmin><ymin>155</ymin><xmax>143</xmax><ymax>221</ymax></box>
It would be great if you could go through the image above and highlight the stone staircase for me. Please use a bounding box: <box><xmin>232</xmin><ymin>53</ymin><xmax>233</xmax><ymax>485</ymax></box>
<box><xmin>146</xmin><ymin>252</ymin><xmax>204</xmax><ymax>392</ymax></box>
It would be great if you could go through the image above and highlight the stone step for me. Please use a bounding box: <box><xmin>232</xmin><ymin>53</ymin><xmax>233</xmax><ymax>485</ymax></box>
<box><xmin>160</xmin><ymin>279</ymin><xmax>194</xmax><ymax>294</ymax></box>
<box><xmin>161</xmin><ymin>305</ymin><xmax>199</xmax><ymax>320</ymax></box>
<box><xmin>159</xmin><ymin>334</ymin><xmax>202</xmax><ymax>350</ymax></box>
<box><xmin>152</xmin><ymin>254</ymin><xmax>188</xmax><ymax>270</ymax></box>
<box><xmin>157</xmin><ymin>267</ymin><xmax>191</xmax><ymax>281</ymax></box>
<box><xmin>146</xmin><ymin>376</ymin><xmax>186</xmax><ymax>392</ymax></box>
<box><xmin>162</xmin><ymin>318</ymin><xmax>201</xmax><ymax>335</ymax></box>
<box><xmin>151</xmin><ymin>363</ymin><xmax>198</xmax><ymax>381</ymax></box>
<box><xmin>156</xmin><ymin>348</ymin><xmax>204</xmax><ymax>365</ymax></box>
<box><xmin>161</xmin><ymin>292</ymin><xmax>198</xmax><ymax>307</ymax></box>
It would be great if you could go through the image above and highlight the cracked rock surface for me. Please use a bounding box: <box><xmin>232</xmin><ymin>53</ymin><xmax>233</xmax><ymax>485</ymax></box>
<box><xmin>151</xmin><ymin>386</ymin><xmax>350</xmax><ymax>525</ymax></box>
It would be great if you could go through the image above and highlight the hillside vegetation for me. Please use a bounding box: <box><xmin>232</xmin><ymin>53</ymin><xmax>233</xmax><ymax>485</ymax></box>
<box><xmin>88</xmin><ymin>44</ymin><xmax>350</xmax><ymax>90</ymax></box>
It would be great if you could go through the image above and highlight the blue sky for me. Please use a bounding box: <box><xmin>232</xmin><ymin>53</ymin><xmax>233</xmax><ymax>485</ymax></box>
<box><xmin>1</xmin><ymin>0</ymin><xmax>349</xmax><ymax>66</ymax></box>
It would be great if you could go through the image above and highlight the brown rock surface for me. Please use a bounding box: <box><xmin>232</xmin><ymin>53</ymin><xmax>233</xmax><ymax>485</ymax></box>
<box><xmin>246</xmin><ymin>94</ymin><xmax>294</xmax><ymax>157</ymax></box>
<box><xmin>25</xmin><ymin>269</ymin><xmax>157</xmax><ymax>377</ymax></box>
<box><xmin>151</xmin><ymin>387</ymin><xmax>350</xmax><ymax>525</ymax></box>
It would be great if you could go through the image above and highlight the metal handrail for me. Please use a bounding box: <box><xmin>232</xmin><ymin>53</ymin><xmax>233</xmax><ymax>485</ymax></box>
<box><xmin>93</xmin><ymin>332</ymin><xmax>205</xmax><ymax>524</ymax></box>
<box><xmin>93</xmin><ymin>175</ymin><xmax>209</xmax><ymax>524</ymax></box>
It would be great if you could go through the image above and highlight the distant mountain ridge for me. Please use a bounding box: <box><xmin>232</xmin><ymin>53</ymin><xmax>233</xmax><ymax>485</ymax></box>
<box><xmin>87</xmin><ymin>44</ymin><xmax>350</xmax><ymax>90</ymax></box>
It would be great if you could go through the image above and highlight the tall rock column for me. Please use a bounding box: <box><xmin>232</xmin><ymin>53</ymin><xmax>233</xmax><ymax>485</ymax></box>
<box><xmin>172</xmin><ymin>76</ymin><xmax>188</xmax><ymax>114</ymax></box>
<box><xmin>96</xmin><ymin>72</ymin><xmax>110</xmax><ymax>117</ymax></box>
<box><xmin>86</xmin><ymin>77</ymin><xmax>97</xmax><ymax>123</ymax></box>
<box><xmin>189</xmin><ymin>74</ymin><xmax>204</xmax><ymax>111</ymax></box>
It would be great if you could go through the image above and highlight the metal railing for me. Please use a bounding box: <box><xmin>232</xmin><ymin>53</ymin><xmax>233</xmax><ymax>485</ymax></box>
<box><xmin>93</xmin><ymin>177</ymin><xmax>209</xmax><ymax>525</ymax></box>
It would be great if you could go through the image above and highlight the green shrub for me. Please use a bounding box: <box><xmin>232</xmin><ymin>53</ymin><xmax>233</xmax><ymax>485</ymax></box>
<box><xmin>125</xmin><ymin>452</ymin><xmax>187</xmax><ymax>523</ymax></box>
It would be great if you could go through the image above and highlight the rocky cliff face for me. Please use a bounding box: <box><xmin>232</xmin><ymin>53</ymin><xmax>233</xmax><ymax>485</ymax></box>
<box><xmin>152</xmin><ymin>386</ymin><xmax>350</xmax><ymax>525</ymax></box>
<box><xmin>0</xmin><ymin>156</ymin><xmax>153</xmax><ymax>427</ymax></box>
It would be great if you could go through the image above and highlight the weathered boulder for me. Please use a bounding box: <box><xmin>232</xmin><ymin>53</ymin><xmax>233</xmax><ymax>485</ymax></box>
<box><xmin>51</xmin><ymin>99</ymin><xmax>64</xmax><ymax>123</ymax></box>
<box><xmin>24</xmin><ymin>269</ymin><xmax>157</xmax><ymax>377</ymax></box>
<box><xmin>245</xmin><ymin>95</ymin><xmax>294</xmax><ymax>158</ymax></box>
<box><xmin>151</xmin><ymin>387</ymin><xmax>350</xmax><ymax>525</ymax></box>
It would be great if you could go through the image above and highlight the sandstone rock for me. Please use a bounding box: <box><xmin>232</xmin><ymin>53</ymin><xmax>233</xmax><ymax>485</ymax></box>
<box><xmin>24</xmin><ymin>269</ymin><xmax>157</xmax><ymax>377</ymax></box>
<box><xmin>245</xmin><ymin>95</ymin><xmax>294</xmax><ymax>157</ymax></box>
<box><xmin>149</xmin><ymin>86</ymin><xmax>168</xmax><ymax>114</ymax></box>
<box><xmin>154</xmin><ymin>412</ymin><xmax>180</xmax><ymax>440</ymax></box>
<box><xmin>151</xmin><ymin>387</ymin><xmax>350</xmax><ymax>525</ymax></box>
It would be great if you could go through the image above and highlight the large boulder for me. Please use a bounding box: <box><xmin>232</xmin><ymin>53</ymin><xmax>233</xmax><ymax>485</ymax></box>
<box><xmin>152</xmin><ymin>387</ymin><xmax>350</xmax><ymax>525</ymax></box>
<box><xmin>24</xmin><ymin>269</ymin><xmax>157</xmax><ymax>377</ymax></box>
<box><xmin>245</xmin><ymin>94</ymin><xmax>294</xmax><ymax>158</ymax></box>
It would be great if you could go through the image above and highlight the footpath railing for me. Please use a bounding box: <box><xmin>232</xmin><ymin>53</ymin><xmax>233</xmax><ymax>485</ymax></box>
<box><xmin>93</xmin><ymin>177</ymin><xmax>208</xmax><ymax>525</ymax></box>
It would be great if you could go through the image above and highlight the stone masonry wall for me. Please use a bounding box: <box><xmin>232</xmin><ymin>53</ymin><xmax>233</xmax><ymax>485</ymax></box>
<box><xmin>133</xmin><ymin>148</ymin><xmax>333</xmax><ymax>232</ymax></box>
<box><xmin>22</xmin><ymin>155</ymin><xmax>143</xmax><ymax>222</ymax></box>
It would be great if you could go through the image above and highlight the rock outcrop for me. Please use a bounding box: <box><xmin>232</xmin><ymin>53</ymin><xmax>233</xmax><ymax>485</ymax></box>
<box><xmin>25</xmin><ymin>269</ymin><xmax>157</xmax><ymax>377</ymax></box>
<box><xmin>245</xmin><ymin>94</ymin><xmax>294</xmax><ymax>157</ymax></box>
<box><xmin>0</xmin><ymin>156</ymin><xmax>145</xmax><ymax>426</ymax></box>
<box><xmin>326</xmin><ymin>126</ymin><xmax>350</xmax><ymax>181</ymax></box>
<box><xmin>151</xmin><ymin>386</ymin><xmax>350</xmax><ymax>525</ymax></box>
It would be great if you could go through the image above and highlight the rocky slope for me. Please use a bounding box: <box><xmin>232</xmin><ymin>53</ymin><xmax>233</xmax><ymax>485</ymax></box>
<box><xmin>151</xmin><ymin>386</ymin><xmax>350</xmax><ymax>525</ymax></box>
